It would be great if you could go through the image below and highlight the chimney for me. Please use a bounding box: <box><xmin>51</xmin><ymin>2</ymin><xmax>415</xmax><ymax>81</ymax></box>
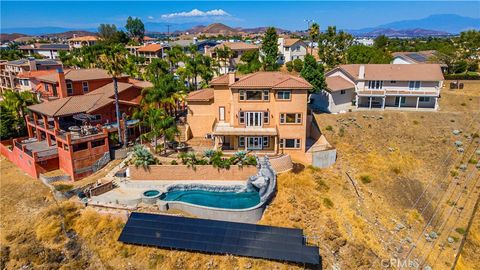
<box><xmin>359</xmin><ymin>64</ymin><xmax>365</xmax><ymax>80</ymax></box>
<box><xmin>56</xmin><ymin>68</ymin><xmax>68</xmax><ymax>98</ymax></box>
<box><xmin>228</xmin><ymin>72</ymin><xmax>236</xmax><ymax>85</ymax></box>
<box><xmin>27</xmin><ymin>57</ymin><xmax>37</xmax><ymax>71</ymax></box>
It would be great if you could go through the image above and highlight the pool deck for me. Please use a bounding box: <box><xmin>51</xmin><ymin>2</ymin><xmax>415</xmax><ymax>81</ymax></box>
<box><xmin>91</xmin><ymin>180</ymin><xmax>246</xmax><ymax>207</ymax></box>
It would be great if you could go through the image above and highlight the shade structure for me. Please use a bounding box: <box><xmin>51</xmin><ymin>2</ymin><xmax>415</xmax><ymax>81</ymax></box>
<box><xmin>118</xmin><ymin>212</ymin><xmax>320</xmax><ymax>265</ymax></box>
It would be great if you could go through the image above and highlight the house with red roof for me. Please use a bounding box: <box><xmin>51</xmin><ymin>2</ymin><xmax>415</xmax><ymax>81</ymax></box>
<box><xmin>186</xmin><ymin>71</ymin><xmax>318</xmax><ymax>161</ymax></box>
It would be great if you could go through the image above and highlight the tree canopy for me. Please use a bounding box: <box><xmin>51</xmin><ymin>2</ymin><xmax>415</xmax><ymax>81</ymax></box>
<box><xmin>346</xmin><ymin>45</ymin><xmax>392</xmax><ymax>64</ymax></box>
<box><xmin>317</xmin><ymin>26</ymin><xmax>354</xmax><ymax>69</ymax></box>
<box><xmin>261</xmin><ymin>27</ymin><xmax>280</xmax><ymax>71</ymax></box>
<box><xmin>125</xmin><ymin>16</ymin><xmax>145</xmax><ymax>42</ymax></box>
<box><xmin>237</xmin><ymin>50</ymin><xmax>261</xmax><ymax>74</ymax></box>
<box><xmin>300</xmin><ymin>54</ymin><xmax>326</xmax><ymax>93</ymax></box>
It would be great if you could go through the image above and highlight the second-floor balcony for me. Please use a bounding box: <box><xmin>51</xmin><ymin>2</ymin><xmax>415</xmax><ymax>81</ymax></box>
<box><xmin>357</xmin><ymin>86</ymin><xmax>440</xmax><ymax>97</ymax></box>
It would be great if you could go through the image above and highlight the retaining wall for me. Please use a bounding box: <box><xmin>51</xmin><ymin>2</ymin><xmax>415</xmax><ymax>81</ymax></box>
<box><xmin>128</xmin><ymin>165</ymin><xmax>257</xmax><ymax>181</ymax></box>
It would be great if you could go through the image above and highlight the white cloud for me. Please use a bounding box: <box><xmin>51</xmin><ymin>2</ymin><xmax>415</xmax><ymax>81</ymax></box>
<box><xmin>147</xmin><ymin>16</ymin><xmax>154</xmax><ymax>20</ymax></box>
<box><xmin>161</xmin><ymin>9</ymin><xmax>230</xmax><ymax>19</ymax></box>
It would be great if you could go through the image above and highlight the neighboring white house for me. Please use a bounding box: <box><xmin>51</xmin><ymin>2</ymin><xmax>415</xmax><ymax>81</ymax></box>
<box><xmin>311</xmin><ymin>64</ymin><xmax>444</xmax><ymax>113</ymax></box>
<box><xmin>277</xmin><ymin>38</ymin><xmax>307</xmax><ymax>64</ymax></box>
<box><xmin>392</xmin><ymin>50</ymin><xmax>448</xmax><ymax>73</ymax></box>
<box><xmin>18</xmin><ymin>44</ymin><xmax>69</xmax><ymax>59</ymax></box>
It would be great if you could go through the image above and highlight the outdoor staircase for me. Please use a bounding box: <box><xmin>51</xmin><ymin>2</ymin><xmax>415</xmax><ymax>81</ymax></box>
<box><xmin>177</xmin><ymin>124</ymin><xmax>187</xmax><ymax>142</ymax></box>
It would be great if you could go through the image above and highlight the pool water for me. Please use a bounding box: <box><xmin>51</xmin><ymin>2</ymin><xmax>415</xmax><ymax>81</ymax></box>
<box><xmin>161</xmin><ymin>189</ymin><xmax>260</xmax><ymax>209</ymax></box>
<box><xmin>143</xmin><ymin>190</ymin><xmax>160</xmax><ymax>197</ymax></box>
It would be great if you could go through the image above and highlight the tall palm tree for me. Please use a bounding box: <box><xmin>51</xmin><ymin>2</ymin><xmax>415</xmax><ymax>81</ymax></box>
<box><xmin>143</xmin><ymin>107</ymin><xmax>178</xmax><ymax>154</ymax></box>
<box><xmin>309</xmin><ymin>23</ymin><xmax>320</xmax><ymax>55</ymax></box>
<box><xmin>142</xmin><ymin>74</ymin><xmax>186</xmax><ymax>116</ymax></box>
<box><xmin>2</xmin><ymin>89</ymin><xmax>37</xmax><ymax>124</ymax></box>
<box><xmin>99</xmin><ymin>44</ymin><xmax>128</xmax><ymax>146</ymax></box>
<box><xmin>215</xmin><ymin>46</ymin><xmax>233</xmax><ymax>74</ymax></box>
<box><xmin>166</xmin><ymin>45</ymin><xmax>185</xmax><ymax>73</ymax></box>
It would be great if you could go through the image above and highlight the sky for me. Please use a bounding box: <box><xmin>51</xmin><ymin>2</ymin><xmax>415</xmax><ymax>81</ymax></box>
<box><xmin>1</xmin><ymin>1</ymin><xmax>479</xmax><ymax>31</ymax></box>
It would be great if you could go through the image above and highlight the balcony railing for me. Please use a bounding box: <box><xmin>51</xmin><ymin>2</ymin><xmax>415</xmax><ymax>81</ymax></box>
<box><xmin>357</xmin><ymin>87</ymin><xmax>439</xmax><ymax>96</ymax></box>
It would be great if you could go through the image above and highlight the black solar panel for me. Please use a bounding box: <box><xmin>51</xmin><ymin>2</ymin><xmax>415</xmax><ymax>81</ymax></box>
<box><xmin>118</xmin><ymin>212</ymin><xmax>320</xmax><ymax>265</ymax></box>
<box><xmin>406</xmin><ymin>53</ymin><xmax>427</xmax><ymax>63</ymax></box>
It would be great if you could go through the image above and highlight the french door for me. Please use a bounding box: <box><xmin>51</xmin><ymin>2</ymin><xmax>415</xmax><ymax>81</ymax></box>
<box><xmin>394</xmin><ymin>96</ymin><xmax>406</xmax><ymax>106</ymax></box>
<box><xmin>247</xmin><ymin>137</ymin><xmax>262</xmax><ymax>150</ymax></box>
<box><xmin>246</xmin><ymin>112</ymin><xmax>262</xmax><ymax>127</ymax></box>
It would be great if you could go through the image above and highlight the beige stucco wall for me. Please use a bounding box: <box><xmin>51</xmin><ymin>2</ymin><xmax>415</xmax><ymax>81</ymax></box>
<box><xmin>187</xmin><ymin>82</ymin><xmax>309</xmax><ymax>154</ymax></box>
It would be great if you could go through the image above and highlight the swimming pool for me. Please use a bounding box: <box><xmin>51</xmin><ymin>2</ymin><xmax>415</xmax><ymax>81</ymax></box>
<box><xmin>160</xmin><ymin>189</ymin><xmax>260</xmax><ymax>209</ymax></box>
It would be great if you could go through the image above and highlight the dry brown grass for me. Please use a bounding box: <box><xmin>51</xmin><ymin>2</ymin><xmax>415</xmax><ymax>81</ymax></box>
<box><xmin>1</xmin><ymin>83</ymin><xmax>479</xmax><ymax>269</ymax></box>
<box><xmin>455</xmin><ymin>207</ymin><xmax>480</xmax><ymax>270</ymax></box>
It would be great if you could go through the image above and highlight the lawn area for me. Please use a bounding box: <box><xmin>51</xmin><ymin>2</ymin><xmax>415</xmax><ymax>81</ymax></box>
<box><xmin>0</xmin><ymin>82</ymin><xmax>479</xmax><ymax>269</ymax></box>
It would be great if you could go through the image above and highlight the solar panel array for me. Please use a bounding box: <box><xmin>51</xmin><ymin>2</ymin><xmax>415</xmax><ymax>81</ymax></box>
<box><xmin>406</xmin><ymin>53</ymin><xmax>428</xmax><ymax>63</ymax></box>
<box><xmin>118</xmin><ymin>212</ymin><xmax>320</xmax><ymax>265</ymax></box>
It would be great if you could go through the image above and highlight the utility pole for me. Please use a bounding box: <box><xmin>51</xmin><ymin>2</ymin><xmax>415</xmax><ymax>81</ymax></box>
<box><xmin>166</xmin><ymin>24</ymin><xmax>171</xmax><ymax>42</ymax></box>
<box><xmin>304</xmin><ymin>19</ymin><xmax>314</xmax><ymax>51</ymax></box>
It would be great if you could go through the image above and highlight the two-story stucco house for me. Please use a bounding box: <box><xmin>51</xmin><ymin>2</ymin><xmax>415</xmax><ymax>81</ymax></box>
<box><xmin>277</xmin><ymin>38</ymin><xmax>307</xmax><ymax>64</ymax></box>
<box><xmin>186</xmin><ymin>72</ymin><xmax>314</xmax><ymax>159</ymax></box>
<box><xmin>311</xmin><ymin>64</ymin><xmax>444</xmax><ymax>113</ymax></box>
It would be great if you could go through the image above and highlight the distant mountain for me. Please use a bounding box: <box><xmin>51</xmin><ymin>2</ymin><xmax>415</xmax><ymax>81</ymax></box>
<box><xmin>43</xmin><ymin>30</ymin><xmax>97</xmax><ymax>39</ymax></box>
<box><xmin>350</xmin><ymin>14</ymin><xmax>479</xmax><ymax>36</ymax></box>
<box><xmin>181</xmin><ymin>23</ymin><xmax>239</xmax><ymax>35</ymax></box>
<box><xmin>377</xmin><ymin>14</ymin><xmax>479</xmax><ymax>34</ymax></box>
<box><xmin>1</xmin><ymin>26</ymin><xmax>97</xmax><ymax>36</ymax></box>
<box><xmin>241</xmin><ymin>26</ymin><xmax>291</xmax><ymax>34</ymax></box>
<box><xmin>358</xmin><ymin>28</ymin><xmax>451</xmax><ymax>38</ymax></box>
<box><xmin>0</xmin><ymin>33</ymin><xmax>29</xmax><ymax>42</ymax></box>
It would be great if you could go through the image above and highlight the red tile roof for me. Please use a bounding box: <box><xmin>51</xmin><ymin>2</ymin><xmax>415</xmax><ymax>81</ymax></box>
<box><xmin>186</xmin><ymin>88</ymin><xmax>214</xmax><ymax>101</ymax></box>
<box><xmin>138</xmin><ymin>44</ymin><xmax>163</xmax><ymax>52</ymax></box>
<box><xmin>230</xmin><ymin>72</ymin><xmax>312</xmax><ymax>89</ymax></box>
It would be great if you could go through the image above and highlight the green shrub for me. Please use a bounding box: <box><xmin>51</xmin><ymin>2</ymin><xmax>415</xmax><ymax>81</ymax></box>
<box><xmin>391</xmin><ymin>166</ymin><xmax>401</xmax><ymax>174</ymax></box>
<box><xmin>468</xmin><ymin>158</ymin><xmax>478</xmax><ymax>164</ymax></box>
<box><xmin>450</xmin><ymin>170</ymin><xmax>459</xmax><ymax>177</ymax></box>
<box><xmin>461</xmin><ymin>102</ymin><xmax>467</xmax><ymax>106</ymax></box>
<box><xmin>285</xmin><ymin>61</ymin><xmax>293</xmax><ymax>72</ymax></box>
<box><xmin>325</xmin><ymin>125</ymin><xmax>333</xmax><ymax>131</ymax></box>
<box><xmin>170</xmin><ymin>160</ymin><xmax>178</xmax><ymax>165</ymax></box>
<box><xmin>338</xmin><ymin>127</ymin><xmax>345</xmax><ymax>137</ymax></box>
<box><xmin>323</xmin><ymin>198</ymin><xmax>334</xmax><ymax>209</ymax></box>
<box><xmin>444</xmin><ymin>73</ymin><xmax>480</xmax><ymax>80</ymax></box>
<box><xmin>293</xmin><ymin>59</ymin><xmax>303</xmax><ymax>72</ymax></box>
<box><xmin>455</xmin><ymin>227</ymin><xmax>466</xmax><ymax>235</ymax></box>
<box><xmin>360</xmin><ymin>175</ymin><xmax>372</xmax><ymax>184</ymax></box>
<box><xmin>54</xmin><ymin>184</ymin><xmax>73</xmax><ymax>192</ymax></box>
<box><xmin>413</xmin><ymin>120</ymin><xmax>419</xmax><ymax>125</ymax></box>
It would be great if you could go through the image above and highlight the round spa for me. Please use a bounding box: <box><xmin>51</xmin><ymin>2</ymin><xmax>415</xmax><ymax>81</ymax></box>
<box><xmin>142</xmin><ymin>190</ymin><xmax>162</xmax><ymax>204</ymax></box>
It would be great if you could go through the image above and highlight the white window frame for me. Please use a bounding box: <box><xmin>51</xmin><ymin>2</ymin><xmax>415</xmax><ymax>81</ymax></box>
<box><xmin>66</xmin><ymin>81</ymin><xmax>73</xmax><ymax>95</ymax></box>
<box><xmin>276</xmin><ymin>90</ymin><xmax>291</xmax><ymax>100</ymax></box>
<box><xmin>419</xmin><ymin>97</ymin><xmax>431</xmax><ymax>103</ymax></box>
<box><xmin>263</xmin><ymin>111</ymin><xmax>269</xmax><ymax>124</ymax></box>
<box><xmin>409</xmin><ymin>81</ymin><xmax>421</xmax><ymax>90</ymax></box>
<box><xmin>368</xmin><ymin>80</ymin><xmax>383</xmax><ymax>89</ymax></box>
<box><xmin>82</xmin><ymin>81</ymin><xmax>89</xmax><ymax>93</ymax></box>
<box><xmin>263</xmin><ymin>136</ymin><xmax>269</xmax><ymax>147</ymax></box>
<box><xmin>238</xmin><ymin>136</ymin><xmax>245</xmax><ymax>147</ymax></box>
<box><xmin>280</xmin><ymin>138</ymin><xmax>301</xmax><ymax>149</ymax></box>
<box><xmin>280</xmin><ymin>113</ymin><xmax>302</xmax><ymax>124</ymax></box>
<box><xmin>239</xmin><ymin>111</ymin><xmax>245</xmax><ymax>124</ymax></box>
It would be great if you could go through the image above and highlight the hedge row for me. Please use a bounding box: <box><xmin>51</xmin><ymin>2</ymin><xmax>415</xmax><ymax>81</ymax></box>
<box><xmin>444</xmin><ymin>73</ymin><xmax>480</xmax><ymax>80</ymax></box>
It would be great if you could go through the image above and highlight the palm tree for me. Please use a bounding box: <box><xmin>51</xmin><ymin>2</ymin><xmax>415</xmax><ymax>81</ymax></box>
<box><xmin>142</xmin><ymin>74</ymin><xmax>186</xmax><ymax>116</ymax></box>
<box><xmin>2</xmin><ymin>89</ymin><xmax>37</xmax><ymax>127</ymax></box>
<box><xmin>215</xmin><ymin>46</ymin><xmax>233</xmax><ymax>74</ymax></box>
<box><xmin>99</xmin><ymin>44</ymin><xmax>128</xmax><ymax>146</ymax></box>
<box><xmin>309</xmin><ymin>23</ymin><xmax>320</xmax><ymax>55</ymax></box>
<box><xmin>166</xmin><ymin>45</ymin><xmax>185</xmax><ymax>73</ymax></box>
<box><xmin>143</xmin><ymin>108</ymin><xmax>178</xmax><ymax>154</ymax></box>
<box><xmin>2</xmin><ymin>90</ymin><xmax>37</xmax><ymax>118</ymax></box>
